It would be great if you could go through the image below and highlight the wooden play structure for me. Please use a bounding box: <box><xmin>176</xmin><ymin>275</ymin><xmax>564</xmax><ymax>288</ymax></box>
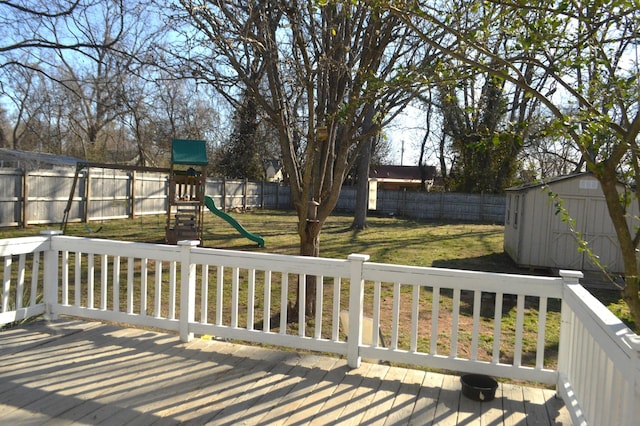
<box><xmin>165</xmin><ymin>139</ymin><xmax>208</xmax><ymax>244</ymax></box>
<box><xmin>58</xmin><ymin>138</ymin><xmax>263</xmax><ymax>246</ymax></box>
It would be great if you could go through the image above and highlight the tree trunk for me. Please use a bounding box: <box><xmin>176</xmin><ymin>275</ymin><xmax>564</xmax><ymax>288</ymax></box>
<box><xmin>438</xmin><ymin>133</ymin><xmax>449</xmax><ymax>190</ymax></box>
<box><xmin>352</xmin><ymin>105</ymin><xmax>376</xmax><ymax>230</ymax></box>
<box><xmin>599</xmin><ymin>173</ymin><xmax>640</xmax><ymax>329</ymax></box>
<box><xmin>299</xmin><ymin>227</ymin><xmax>320</xmax><ymax>317</ymax></box>
<box><xmin>294</xmin><ymin>203</ymin><xmax>321</xmax><ymax>319</ymax></box>
<box><xmin>352</xmin><ymin>137</ymin><xmax>373</xmax><ymax>230</ymax></box>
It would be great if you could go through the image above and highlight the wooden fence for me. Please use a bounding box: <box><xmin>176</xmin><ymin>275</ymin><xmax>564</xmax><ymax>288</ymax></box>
<box><xmin>0</xmin><ymin>168</ymin><xmax>505</xmax><ymax>227</ymax></box>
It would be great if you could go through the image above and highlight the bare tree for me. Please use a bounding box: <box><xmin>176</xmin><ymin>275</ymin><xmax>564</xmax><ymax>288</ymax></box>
<box><xmin>3</xmin><ymin>65</ymin><xmax>44</xmax><ymax>150</ymax></box>
<box><xmin>0</xmin><ymin>1</ymin><xmax>201</xmax><ymax>165</ymax></box>
<box><xmin>164</xmin><ymin>0</ymin><xmax>430</xmax><ymax>316</ymax></box>
<box><xmin>0</xmin><ymin>1</ymin><xmax>125</xmax><ymax>84</ymax></box>
<box><xmin>2</xmin><ymin>64</ymin><xmax>73</xmax><ymax>154</ymax></box>
<box><xmin>0</xmin><ymin>106</ymin><xmax>8</xmax><ymax>147</ymax></box>
<box><xmin>46</xmin><ymin>1</ymin><xmax>161</xmax><ymax>161</ymax></box>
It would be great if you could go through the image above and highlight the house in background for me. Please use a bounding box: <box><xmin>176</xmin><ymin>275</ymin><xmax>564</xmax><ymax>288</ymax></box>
<box><xmin>504</xmin><ymin>172</ymin><xmax>639</xmax><ymax>274</ymax></box>
<box><xmin>264</xmin><ymin>160</ymin><xmax>283</xmax><ymax>182</ymax></box>
<box><xmin>370</xmin><ymin>165</ymin><xmax>437</xmax><ymax>191</ymax></box>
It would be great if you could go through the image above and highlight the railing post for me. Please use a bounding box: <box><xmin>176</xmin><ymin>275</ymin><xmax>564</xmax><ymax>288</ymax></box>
<box><xmin>179</xmin><ymin>240</ymin><xmax>200</xmax><ymax>342</ymax></box>
<box><xmin>625</xmin><ymin>334</ymin><xmax>640</xmax><ymax>426</ymax></box>
<box><xmin>41</xmin><ymin>230</ymin><xmax>63</xmax><ymax>321</ymax></box>
<box><xmin>556</xmin><ymin>269</ymin><xmax>583</xmax><ymax>420</ymax></box>
<box><xmin>557</xmin><ymin>269</ymin><xmax>583</xmax><ymax>374</ymax></box>
<box><xmin>347</xmin><ymin>253</ymin><xmax>370</xmax><ymax>369</ymax></box>
<box><xmin>557</xmin><ymin>269</ymin><xmax>583</xmax><ymax>373</ymax></box>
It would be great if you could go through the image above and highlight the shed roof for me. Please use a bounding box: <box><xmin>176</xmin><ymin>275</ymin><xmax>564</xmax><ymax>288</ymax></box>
<box><xmin>0</xmin><ymin>148</ymin><xmax>82</xmax><ymax>169</ymax></box>
<box><xmin>505</xmin><ymin>172</ymin><xmax>592</xmax><ymax>192</ymax></box>
<box><xmin>171</xmin><ymin>139</ymin><xmax>208</xmax><ymax>166</ymax></box>
<box><xmin>370</xmin><ymin>165</ymin><xmax>436</xmax><ymax>181</ymax></box>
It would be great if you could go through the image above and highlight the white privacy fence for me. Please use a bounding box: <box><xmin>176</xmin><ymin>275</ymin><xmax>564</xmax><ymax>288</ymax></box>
<box><xmin>1</xmin><ymin>232</ymin><xmax>638</xmax><ymax>425</ymax></box>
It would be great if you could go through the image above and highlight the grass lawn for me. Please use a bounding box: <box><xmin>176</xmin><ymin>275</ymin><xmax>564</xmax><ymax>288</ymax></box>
<box><xmin>2</xmin><ymin>209</ymin><xmax>517</xmax><ymax>272</ymax></box>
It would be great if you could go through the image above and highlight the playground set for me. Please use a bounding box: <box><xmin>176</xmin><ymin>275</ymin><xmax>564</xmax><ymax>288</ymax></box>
<box><xmin>165</xmin><ymin>139</ymin><xmax>207</xmax><ymax>244</ymax></box>
<box><xmin>61</xmin><ymin>139</ymin><xmax>264</xmax><ymax>247</ymax></box>
<box><xmin>165</xmin><ymin>139</ymin><xmax>264</xmax><ymax>247</ymax></box>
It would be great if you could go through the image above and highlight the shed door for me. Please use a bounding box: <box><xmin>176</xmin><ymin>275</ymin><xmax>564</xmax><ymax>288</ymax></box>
<box><xmin>584</xmin><ymin>198</ymin><xmax>621</xmax><ymax>271</ymax></box>
<box><xmin>549</xmin><ymin>198</ymin><xmax>585</xmax><ymax>270</ymax></box>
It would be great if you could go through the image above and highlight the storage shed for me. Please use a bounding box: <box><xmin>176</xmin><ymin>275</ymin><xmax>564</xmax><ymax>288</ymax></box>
<box><xmin>504</xmin><ymin>172</ymin><xmax>639</xmax><ymax>273</ymax></box>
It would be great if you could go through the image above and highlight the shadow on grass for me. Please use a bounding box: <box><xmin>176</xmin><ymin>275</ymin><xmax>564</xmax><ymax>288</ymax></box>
<box><xmin>432</xmin><ymin>252</ymin><xmax>537</xmax><ymax>274</ymax></box>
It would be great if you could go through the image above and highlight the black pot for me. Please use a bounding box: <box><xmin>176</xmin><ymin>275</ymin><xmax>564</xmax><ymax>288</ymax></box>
<box><xmin>460</xmin><ymin>374</ymin><xmax>498</xmax><ymax>402</ymax></box>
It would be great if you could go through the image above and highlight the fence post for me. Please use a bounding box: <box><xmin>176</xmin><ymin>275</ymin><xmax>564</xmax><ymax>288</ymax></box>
<box><xmin>130</xmin><ymin>170</ymin><xmax>137</xmax><ymax>219</ymax></box>
<box><xmin>260</xmin><ymin>180</ymin><xmax>265</xmax><ymax>209</ymax></box>
<box><xmin>222</xmin><ymin>177</ymin><xmax>227</xmax><ymax>211</ymax></box>
<box><xmin>21</xmin><ymin>169</ymin><xmax>27</xmax><ymax>227</ymax></box>
<box><xmin>347</xmin><ymin>253</ymin><xmax>370</xmax><ymax>368</ymax></box>
<box><xmin>243</xmin><ymin>178</ymin><xmax>248</xmax><ymax>210</ymax></box>
<box><xmin>84</xmin><ymin>168</ymin><xmax>90</xmax><ymax>223</ymax></box>
<box><xmin>41</xmin><ymin>230</ymin><xmax>63</xmax><ymax>320</ymax></box>
<box><xmin>179</xmin><ymin>240</ymin><xmax>200</xmax><ymax>342</ymax></box>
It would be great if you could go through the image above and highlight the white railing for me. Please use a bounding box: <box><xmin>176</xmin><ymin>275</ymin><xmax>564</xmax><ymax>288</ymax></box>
<box><xmin>1</xmin><ymin>232</ymin><xmax>639</xmax><ymax>425</ymax></box>
<box><xmin>355</xmin><ymin>261</ymin><xmax>565</xmax><ymax>384</ymax></box>
<box><xmin>557</xmin><ymin>278</ymin><xmax>640</xmax><ymax>426</ymax></box>
<box><xmin>0</xmin><ymin>234</ymin><xmax>50</xmax><ymax>325</ymax></box>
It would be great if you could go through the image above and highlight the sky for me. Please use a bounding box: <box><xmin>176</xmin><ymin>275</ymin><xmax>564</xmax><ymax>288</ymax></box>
<box><xmin>385</xmin><ymin>104</ymin><xmax>428</xmax><ymax>166</ymax></box>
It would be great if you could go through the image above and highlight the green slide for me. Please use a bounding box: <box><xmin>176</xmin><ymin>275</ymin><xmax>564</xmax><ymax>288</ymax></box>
<box><xmin>204</xmin><ymin>196</ymin><xmax>265</xmax><ymax>248</ymax></box>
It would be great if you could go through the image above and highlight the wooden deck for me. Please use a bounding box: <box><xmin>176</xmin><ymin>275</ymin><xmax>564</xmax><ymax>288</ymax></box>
<box><xmin>0</xmin><ymin>319</ymin><xmax>571</xmax><ymax>425</ymax></box>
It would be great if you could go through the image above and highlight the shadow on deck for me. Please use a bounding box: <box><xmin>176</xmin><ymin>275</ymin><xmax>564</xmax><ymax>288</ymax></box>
<box><xmin>0</xmin><ymin>319</ymin><xmax>571</xmax><ymax>425</ymax></box>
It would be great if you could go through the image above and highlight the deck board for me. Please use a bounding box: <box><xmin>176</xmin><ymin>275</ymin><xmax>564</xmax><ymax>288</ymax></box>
<box><xmin>0</xmin><ymin>319</ymin><xmax>572</xmax><ymax>425</ymax></box>
<box><xmin>407</xmin><ymin>371</ymin><xmax>443</xmax><ymax>425</ymax></box>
